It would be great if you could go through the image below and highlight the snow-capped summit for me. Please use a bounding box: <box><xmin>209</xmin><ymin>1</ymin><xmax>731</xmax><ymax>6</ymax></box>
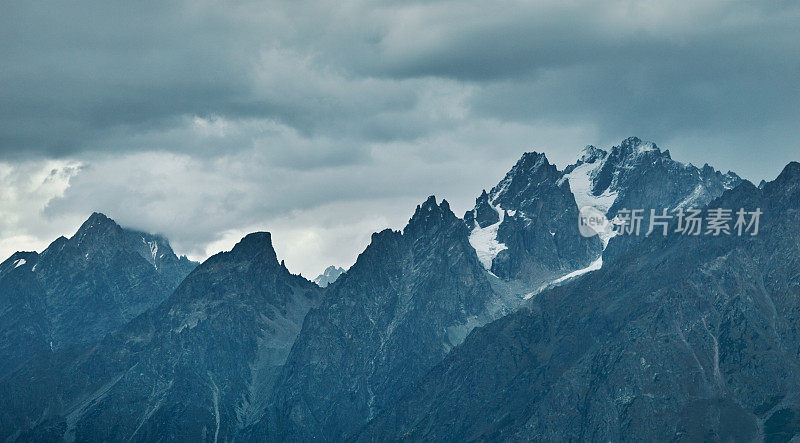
<box><xmin>462</xmin><ymin>137</ymin><xmax>744</xmax><ymax>294</ymax></box>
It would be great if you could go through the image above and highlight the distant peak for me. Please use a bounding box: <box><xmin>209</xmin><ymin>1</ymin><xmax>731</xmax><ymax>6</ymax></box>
<box><xmin>314</xmin><ymin>265</ymin><xmax>346</xmax><ymax>287</ymax></box>
<box><xmin>621</xmin><ymin>136</ymin><xmax>656</xmax><ymax>151</ymax></box>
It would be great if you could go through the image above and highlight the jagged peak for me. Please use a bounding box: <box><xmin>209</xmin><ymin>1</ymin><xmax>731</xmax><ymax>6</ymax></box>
<box><xmin>512</xmin><ymin>151</ymin><xmax>550</xmax><ymax>172</ymax></box>
<box><xmin>405</xmin><ymin>196</ymin><xmax>458</xmax><ymax>236</ymax></box>
<box><xmin>411</xmin><ymin>195</ymin><xmax>449</xmax><ymax>217</ymax></box>
<box><xmin>489</xmin><ymin>151</ymin><xmax>560</xmax><ymax>204</ymax></box>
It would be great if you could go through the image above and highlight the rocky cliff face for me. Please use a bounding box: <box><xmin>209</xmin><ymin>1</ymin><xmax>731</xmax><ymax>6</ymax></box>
<box><xmin>0</xmin><ymin>212</ymin><xmax>196</xmax><ymax>376</ymax></box>
<box><xmin>358</xmin><ymin>163</ymin><xmax>800</xmax><ymax>441</ymax></box>
<box><xmin>268</xmin><ymin>196</ymin><xmax>496</xmax><ymax>441</ymax></box>
<box><xmin>0</xmin><ymin>232</ymin><xmax>321</xmax><ymax>442</ymax></box>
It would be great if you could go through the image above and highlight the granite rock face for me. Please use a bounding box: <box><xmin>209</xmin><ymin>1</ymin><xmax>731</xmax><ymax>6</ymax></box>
<box><xmin>0</xmin><ymin>232</ymin><xmax>321</xmax><ymax>441</ymax></box>
<box><xmin>358</xmin><ymin>163</ymin><xmax>800</xmax><ymax>441</ymax></box>
<box><xmin>0</xmin><ymin>212</ymin><xmax>196</xmax><ymax>376</ymax></box>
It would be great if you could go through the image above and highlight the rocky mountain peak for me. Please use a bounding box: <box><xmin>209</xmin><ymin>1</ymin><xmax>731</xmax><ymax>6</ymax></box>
<box><xmin>489</xmin><ymin>151</ymin><xmax>561</xmax><ymax>206</ymax></box>
<box><xmin>404</xmin><ymin>196</ymin><xmax>459</xmax><ymax>238</ymax></box>
<box><xmin>505</xmin><ymin>151</ymin><xmax>551</xmax><ymax>179</ymax></box>
<box><xmin>73</xmin><ymin>212</ymin><xmax>123</xmax><ymax>244</ymax></box>
<box><xmin>228</xmin><ymin>231</ymin><xmax>278</xmax><ymax>264</ymax></box>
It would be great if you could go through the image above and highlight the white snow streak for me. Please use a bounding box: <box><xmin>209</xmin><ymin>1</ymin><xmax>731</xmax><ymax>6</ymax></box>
<box><xmin>562</xmin><ymin>161</ymin><xmax>617</xmax><ymax>216</ymax></box>
<box><xmin>208</xmin><ymin>372</ymin><xmax>220</xmax><ymax>443</ymax></box>
<box><xmin>468</xmin><ymin>208</ymin><xmax>507</xmax><ymax>271</ymax></box>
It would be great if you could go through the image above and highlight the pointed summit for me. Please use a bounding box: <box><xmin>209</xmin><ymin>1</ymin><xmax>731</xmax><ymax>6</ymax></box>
<box><xmin>490</xmin><ymin>151</ymin><xmax>560</xmax><ymax>206</ymax></box>
<box><xmin>405</xmin><ymin>196</ymin><xmax>460</xmax><ymax>238</ymax></box>
<box><xmin>73</xmin><ymin>212</ymin><xmax>122</xmax><ymax>243</ymax></box>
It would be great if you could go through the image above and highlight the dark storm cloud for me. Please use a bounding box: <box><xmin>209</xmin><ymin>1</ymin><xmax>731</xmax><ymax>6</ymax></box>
<box><xmin>2</xmin><ymin>0</ymin><xmax>799</xmax><ymax>275</ymax></box>
<box><xmin>2</xmin><ymin>0</ymin><xmax>798</xmax><ymax>168</ymax></box>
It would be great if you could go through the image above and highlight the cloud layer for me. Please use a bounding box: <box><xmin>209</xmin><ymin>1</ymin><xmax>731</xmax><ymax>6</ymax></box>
<box><xmin>1</xmin><ymin>0</ymin><xmax>798</xmax><ymax>276</ymax></box>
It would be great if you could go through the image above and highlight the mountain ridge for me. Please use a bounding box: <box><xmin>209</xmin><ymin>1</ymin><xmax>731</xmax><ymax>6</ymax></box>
<box><xmin>0</xmin><ymin>212</ymin><xmax>197</xmax><ymax>376</ymax></box>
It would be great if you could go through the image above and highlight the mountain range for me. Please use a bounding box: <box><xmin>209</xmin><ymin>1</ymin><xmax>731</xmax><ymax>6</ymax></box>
<box><xmin>0</xmin><ymin>213</ymin><xmax>196</xmax><ymax>377</ymax></box>
<box><xmin>0</xmin><ymin>137</ymin><xmax>795</xmax><ymax>442</ymax></box>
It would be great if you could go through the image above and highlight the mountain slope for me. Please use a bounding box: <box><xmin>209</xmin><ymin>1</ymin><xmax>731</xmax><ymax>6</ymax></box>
<box><xmin>0</xmin><ymin>232</ymin><xmax>321</xmax><ymax>441</ymax></box>
<box><xmin>0</xmin><ymin>213</ymin><xmax>196</xmax><ymax>376</ymax></box>
<box><xmin>268</xmin><ymin>196</ymin><xmax>496</xmax><ymax>441</ymax></box>
<box><xmin>358</xmin><ymin>162</ymin><xmax>800</xmax><ymax>441</ymax></box>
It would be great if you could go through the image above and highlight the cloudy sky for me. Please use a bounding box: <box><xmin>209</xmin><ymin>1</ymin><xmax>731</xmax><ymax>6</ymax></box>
<box><xmin>1</xmin><ymin>0</ymin><xmax>798</xmax><ymax>277</ymax></box>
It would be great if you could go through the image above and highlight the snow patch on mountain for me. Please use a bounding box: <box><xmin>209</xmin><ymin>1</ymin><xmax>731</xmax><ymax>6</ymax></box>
<box><xmin>562</xmin><ymin>161</ymin><xmax>617</xmax><ymax>215</ymax></box>
<box><xmin>524</xmin><ymin>254</ymin><xmax>604</xmax><ymax>300</ymax></box>
<box><xmin>469</xmin><ymin>207</ymin><xmax>507</xmax><ymax>271</ymax></box>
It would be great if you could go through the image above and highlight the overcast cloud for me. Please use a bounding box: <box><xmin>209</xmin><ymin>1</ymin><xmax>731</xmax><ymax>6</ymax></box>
<box><xmin>1</xmin><ymin>0</ymin><xmax>798</xmax><ymax>277</ymax></box>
